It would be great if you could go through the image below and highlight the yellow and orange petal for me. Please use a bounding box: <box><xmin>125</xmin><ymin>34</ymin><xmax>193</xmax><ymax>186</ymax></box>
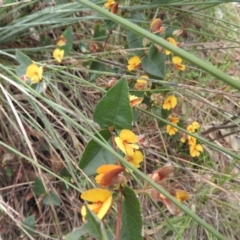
<box><xmin>127</xmin><ymin>56</ymin><xmax>141</xmax><ymax>71</ymax></box>
<box><xmin>162</xmin><ymin>95</ymin><xmax>177</xmax><ymax>110</ymax></box>
<box><xmin>187</xmin><ymin>135</ymin><xmax>197</xmax><ymax>146</ymax></box>
<box><xmin>115</xmin><ymin>129</ymin><xmax>139</xmax><ymax>156</ymax></box>
<box><xmin>165</xmin><ymin>37</ymin><xmax>177</xmax><ymax>55</ymax></box>
<box><xmin>81</xmin><ymin>188</ymin><xmax>111</xmax><ymax>202</ymax></box>
<box><xmin>104</xmin><ymin>0</ymin><xmax>115</xmax><ymax>8</ymax></box>
<box><xmin>150</xmin><ymin>18</ymin><xmax>162</xmax><ymax>33</ymax></box>
<box><xmin>175</xmin><ymin>190</ymin><xmax>190</xmax><ymax>202</ymax></box>
<box><xmin>149</xmin><ymin>162</ymin><xmax>174</xmax><ymax>183</ymax></box>
<box><xmin>186</xmin><ymin>124</ymin><xmax>195</xmax><ymax>133</ymax></box>
<box><xmin>169</xmin><ymin>116</ymin><xmax>179</xmax><ymax>124</ymax></box>
<box><xmin>26</xmin><ymin>63</ymin><xmax>43</xmax><ymax>84</ymax></box>
<box><xmin>80</xmin><ymin>188</ymin><xmax>112</xmax><ymax>221</ymax></box>
<box><xmin>166</xmin><ymin>125</ymin><xmax>178</xmax><ymax>136</ymax></box>
<box><xmin>95</xmin><ymin>164</ymin><xmax>125</xmax><ymax>187</ymax></box>
<box><xmin>53</xmin><ymin>48</ymin><xmax>64</xmax><ymax>63</ymax></box>
<box><xmin>110</xmin><ymin>2</ymin><xmax>118</xmax><ymax>13</ymax></box>
<box><xmin>125</xmin><ymin>150</ymin><xmax>143</xmax><ymax>168</ymax></box>
<box><xmin>192</xmin><ymin>121</ymin><xmax>200</xmax><ymax>130</ymax></box>
<box><xmin>129</xmin><ymin>95</ymin><xmax>144</xmax><ymax>107</ymax></box>
<box><xmin>57</xmin><ymin>35</ymin><xmax>67</xmax><ymax>46</ymax></box>
<box><xmin>172</xmin><ymin>56</ymin><xmax>186</xmax><ymax>71</ymax></box>
<box><xmin>189</xmin><ymin>144</ymin><xmax>203</xmax><ymax>157</ymax></box>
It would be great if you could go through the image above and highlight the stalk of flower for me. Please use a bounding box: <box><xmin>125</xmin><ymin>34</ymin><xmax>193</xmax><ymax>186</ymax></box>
<box><xmin>115</xmin><ymin>129</ymin><xmax>139</xmax><ymax>156</ymax></box>
<box><xmin>26</xmin><ymin>63</ymin><xmax>43</xmax><ymax>84</ymax></box>
<box><xmin>127</xmin><ymin>56</ymin><xmax>141</xmax><ymax>71</ymax></box>
<box><xmin>95</xmin><ymin>164</ymin><xmax>125</xmax><ymax>187</ymax></box>
<box><xmin>164</xmin><ymin>37</ymin><xmax>177</xmax><ymax>55</ymax></box>
<box><xmin>172</xmin><ymin>56</ymin><xmax>186</xmax><ymax>71</ymax></box>
<box><xmin>162</xmin><ymin>95</ymin><xmax>177</xmax><ymax>110</ymax></box>
<box><xmin>80</xmin><ymin>188</ymin><xmax>112</xmax><ymax>221</ymax></box>
<box><xmin>53</xmin><ymin>48</ymin><xmax>64</xmax><ymax>63</ymax></box>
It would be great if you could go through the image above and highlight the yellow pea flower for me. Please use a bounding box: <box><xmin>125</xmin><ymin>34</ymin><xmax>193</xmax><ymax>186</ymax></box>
<box><xmin>57</xmin><ymin>35</ymin><xmax>67</xmax><ymax>46</ymax></box>
<box><xmin>127</xmin><ymin>56</ymin><xmax>141</xmax><ymax>71</ymax></box>
<box><xmin>80</xmin><ymin>188</ymin><xmax>112</xmax><ymax>222</ymax></box>
<box><xmin>150</xmin><ymin>18</ymin><xmax>163</xmax><ymax>33</ymax></box>
<box><xmin>191</xmin><ymin>121</ymin><xmax>200</xmax><ymax>130</ymax></box>
<box><xmin>104</xmin><ymin>0</ymin><xmax>115</xmax><ymax>8</ymax></box>
<box><xmin>95</xmin><ymin>164</ymin><xmax>125</xmax><ymax>187</ymax></box>
<box><xmin>172</xmin><ymin>56</ymin><xmax>186</xmax><ymax>71</ymax></box>
<box><xmin>129</xmin><ymin>95</ymin><xmax>143</xmax><ymax>107</ymax></box>
<box><xmin>115</xmin><ymin>129</ymin><xmax>139</xmax><ymax>156</ymax></box>
<box><xmin>189</xmin><ymin>143</ymin><xmax>203</xmax><ymax>157</ymax></box>
<box><xmin>53</xmin><ymin>48</ymin><xmax>64</xmax><ymax>63</ymax></box>
<box><xmin>175</xmin><ymin>190</ymin><xmax>190</xmax><ymax>202</ymax></box>
<box><xmin>165</xmin><ymin>37</ymin><xmax>177</xmax><ymax>55</ymax></box>
<box><xmin>166</xmin><ymin>125</ymin><xmax>178</xmax><ymax>136</ymax></box>
<box><xmin>162</xmin><ymin>95</ymin><xmax>177</xmax><ymax>110</ymax></box>
<box><xmin>125</xmin><ymin>150</ymin><xmax>144</xmax><ymax>168</ymax></box>
<box><xmin>166</xmin><ymin>116</ymin><xmax>179</xmax><ymax>136</ymax></box>
<box><xmin>188</xmin><ymin>135</ymin><xmax>197</xmax><ymax>146</ymax></box>
<box><xmin>26</xmin><ymin>63</ymin><xmax>43</xmax><ymax>84</ymax></box>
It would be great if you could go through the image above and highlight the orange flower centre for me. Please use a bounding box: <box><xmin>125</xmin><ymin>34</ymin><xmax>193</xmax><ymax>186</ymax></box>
<box><xmin>126</xmin><ymin>156</ymin><xmax>133</xmax><ymax>162</ymax></box>
<box><xmin>92</xmin><ymin>202</ymin><xmax>103</xmax><ymax>213</ymax></box>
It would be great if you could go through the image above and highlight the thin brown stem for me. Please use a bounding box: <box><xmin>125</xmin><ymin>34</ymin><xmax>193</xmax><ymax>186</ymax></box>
<box><xmin>115</xmin><ymin>187</ymin><xmax>123</xmax><ymax>240</ymax></box>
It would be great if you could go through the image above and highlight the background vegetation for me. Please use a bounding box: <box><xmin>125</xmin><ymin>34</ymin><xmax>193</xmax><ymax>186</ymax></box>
<box><xmin>0</xmin><ymin>0</ymin><xmax>240</xmax><ymax>239</ymax></box>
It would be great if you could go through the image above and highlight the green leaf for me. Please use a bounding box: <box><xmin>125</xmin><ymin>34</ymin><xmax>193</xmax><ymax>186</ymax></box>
<box><xmin>93</xmin><ymin>78</ymin><xmax>132</xmax><ymax>131</ymax></box>
<box><xmin>120</xmin><ymin>186</ymin><xmax>143</xmax><ymax>240</ymax></box>
<box><xmin>142</xmin><ymin>56</ymin><xmax>165</xmax><ymax>79</ymax></box>
<box><xmin>15</xmin><ymin>50</ymin><xmax>32</xmax><ymax>77</ymax></box>
<box><xmin>89</xmin><ymin>60</ymin><xmax>106</xmax><ymax>81</ymax></box>
<box><xmin>79</xmin><ymin>130</ymin><xmax>116</xmax><ymax>176</ymax></box>
<box><xmin>31</xmin><ymin>80</ymin><xmax>47</xmax><ymax>94</ymax></box>
<box><xmin>22</xmin><ymin>215</ymin><xmax>35</xmax><ymax>236</ymax></box>
<box><xmin>4</xmin><ymin>166</ymin><xmax>13</xmax><ymax>177</ymax></box>
<box><xmin>148</xmin><ymin>44</ymin><xmax>166</xmax><ymax>76</ymax></box>
<box><xmin>94</xmin><ymin>23</ymin><xmax>107</xmax><ymax>41</ymax></box>
<box><xmin>40</xmin><ymin>34</ymin><xmax>52</xmax><ymax>46</ymax></box>
<box><xmin>66</xmin><ymin>207</ymin><xmax>109</xmax><ymax>240</ymax></box>
<box><xmin>42</xmin><ymin>191</ymin><xmax>61</xmax><ymax>206</ymax></box>
<box><xmin>127</xmin><ymin>31</ymin><xmax>143</xmax><ymax>55</ymax></box>
<box><xmin>33</xmin><ymin>178</ymin><xmax>46</xmax><ymax>197</ymax></box>
<box><xmin>79</xmin><ymin>42</ymin><xmax>88</xmax><ymax>53</ymax></box>
<box><xmin>60</xmin><ymin>26</ymin><xmax>73</xmax><ymax>55</ymax></box>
